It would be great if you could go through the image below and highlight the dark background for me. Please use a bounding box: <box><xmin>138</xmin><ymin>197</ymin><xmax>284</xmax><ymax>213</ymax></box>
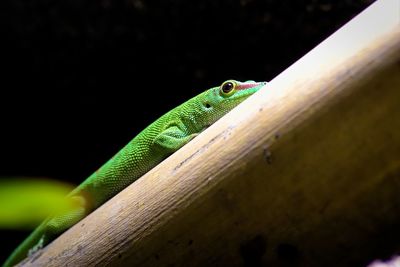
<box><xmin>0</xmin><ymin>0</ymin><xmax>375</xmax><ymax>264</ymax></box>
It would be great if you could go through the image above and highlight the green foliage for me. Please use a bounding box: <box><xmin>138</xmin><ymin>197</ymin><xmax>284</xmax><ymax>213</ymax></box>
<box><xmin>0</xmin><ymin>178</ymin><xmax>75</xmax><ymax>229</ymax></box>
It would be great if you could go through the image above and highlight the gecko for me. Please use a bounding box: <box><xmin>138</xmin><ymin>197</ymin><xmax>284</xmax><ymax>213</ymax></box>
<box><xmin>3</xmin><ymin>79</ymin><xmax>266</xmax><ymax>266</ymax></box>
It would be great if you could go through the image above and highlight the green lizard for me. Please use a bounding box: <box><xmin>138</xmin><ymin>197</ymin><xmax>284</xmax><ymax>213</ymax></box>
<box><xmin>3</xmin><ymin>79</ymin><xmax>266</xmax><ymax>267</ymax></box>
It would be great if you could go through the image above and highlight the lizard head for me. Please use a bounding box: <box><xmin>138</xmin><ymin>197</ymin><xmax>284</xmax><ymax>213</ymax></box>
<box><xmin>194</xmin><ymin>79</ymin><xmax>267</xmax><ymax>130</ymax></box>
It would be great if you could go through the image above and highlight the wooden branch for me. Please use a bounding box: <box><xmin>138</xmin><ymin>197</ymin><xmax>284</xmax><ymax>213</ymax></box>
<box><xmin>21</xmin><ymin>0</ymin><xmax>400</xmax><ymax>266</ymax></box>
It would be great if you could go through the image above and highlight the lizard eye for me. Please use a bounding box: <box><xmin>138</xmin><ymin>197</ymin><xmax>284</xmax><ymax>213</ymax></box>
<box><xmin>220</xmin><ymin>80</ymin><xmax>236</xmax><ymax>96</ymax></box>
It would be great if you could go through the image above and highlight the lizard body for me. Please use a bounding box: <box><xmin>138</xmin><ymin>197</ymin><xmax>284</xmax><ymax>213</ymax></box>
<box><xmin>3</xmin><ymin>79</ymin><xmax>266</xmax><ymax>266</ymax></box>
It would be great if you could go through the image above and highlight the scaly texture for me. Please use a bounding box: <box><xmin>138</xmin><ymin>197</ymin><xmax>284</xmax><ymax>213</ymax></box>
<box><xmin>3</xmin><ymin>80</ymin><xmax>266</xmax><ymax>267</ymax></box>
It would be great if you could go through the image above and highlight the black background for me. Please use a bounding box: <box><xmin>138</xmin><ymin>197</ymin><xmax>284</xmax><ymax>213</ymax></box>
<box><xmin>0</xmin><ymin>0</ymin><xmax>376</xmax><ymax>264</ymax></box>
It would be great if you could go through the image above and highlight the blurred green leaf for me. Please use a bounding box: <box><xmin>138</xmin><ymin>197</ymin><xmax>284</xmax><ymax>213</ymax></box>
<box><xmin>0</xmin><ymin>178</ymin><xmax>75</xmax><ymax>229</ymax></box>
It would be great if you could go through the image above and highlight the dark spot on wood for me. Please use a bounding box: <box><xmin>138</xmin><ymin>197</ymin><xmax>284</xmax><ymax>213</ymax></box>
<box><xmin>240</xmin><ymin>234</ymin><xmax>267</xmax><ymax>267</ymax></box>
<box><xmin>81</xmin><ymin>223</ymin><xmax>85</xmax><ymax>227</ymax></box>
<box><xmin>188</xmin><ymin>239</ymin><xmax>193</xmax><ymax>246</ymax></box>
<box><xmin>167</xmin><ymin>239</ymin><xmax>179</xmax><ymax>246</ymax></box>
<box><xmin>318</xmin><ymin>199</ymin><xmax>331</xmax><ymax>214</ymax></box>
<box><xmin>274</xmin><ymin>133</ymin><xmax>280</xmax><ymax>140</ymax></box>
<box><xmin>118</xmin><ymin>254</ymin><xmax>122</xmax><ymax>259</ymax></box>
<box><xmin>276</xmin><ymin>243</ymin><xmax>300</xmax><ymax>261</ymax></box>
<box><xmin>263</xmin><ymin>146</ymin><xmax>273</xmax><ymax>164</ymax></box>
<box><xmin>155</xmin><ymin>253</ymin><xmax>160</xmax><ymax>260</ymax></box>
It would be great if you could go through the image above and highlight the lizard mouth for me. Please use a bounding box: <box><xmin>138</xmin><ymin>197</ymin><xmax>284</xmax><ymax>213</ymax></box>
<box><xmin>228</xmin><ymin>82</ymin><xmax>265</xmax><ymax>102</ymax></box>
<box><xmin>236</xmin><ymin>81</ymin><xmax>266</xmax><ymax>91</ymax></box>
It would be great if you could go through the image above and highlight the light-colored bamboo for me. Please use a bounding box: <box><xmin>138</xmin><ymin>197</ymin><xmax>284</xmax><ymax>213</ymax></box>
<box><xmin>20</xmin><ymin>0</ymin><xmax>400</xmax><ymax>266</ymax></box>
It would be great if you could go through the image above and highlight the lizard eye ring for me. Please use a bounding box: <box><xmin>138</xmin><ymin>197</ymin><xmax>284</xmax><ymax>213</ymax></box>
<box><xmin>220</xmin><ymin>80</ymin><xmax>236</xmax><ymax>96</ymax></box>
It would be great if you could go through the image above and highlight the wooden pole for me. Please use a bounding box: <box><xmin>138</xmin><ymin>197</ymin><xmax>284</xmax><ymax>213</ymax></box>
<box><xmin>21</xmin><ymin>0</ymin><xmax>400</xmax><ymax>266</ymax></box>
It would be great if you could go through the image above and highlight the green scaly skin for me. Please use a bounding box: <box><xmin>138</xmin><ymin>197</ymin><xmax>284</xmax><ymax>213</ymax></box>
<box><xmin>3</xmin><ymin>79</ymin><xmax>266</xmax><ymax>267</ymax></box>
